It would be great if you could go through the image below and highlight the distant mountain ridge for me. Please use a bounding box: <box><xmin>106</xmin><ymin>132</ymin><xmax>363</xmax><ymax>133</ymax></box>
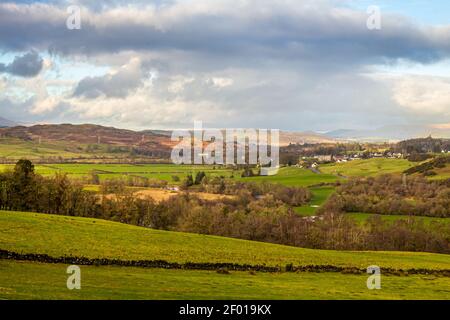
<box><xmin>0</xmin><ymin>124</ymin><xmax>176</xmax><ymax>158</ymax></box>
<box><xmin>0</xmin><ymin>123</ymin><xmax>335</xmax><ymax>146</ymax></box>
<box><xmin>4</xmin><ymin>122</ymin><xmax>448</xmax><ymax>147</ymax></box>
<box><xmin>0</xmin><ymin>117</ymin><xmax>17</xmax><ymax>127</ymax></box>
<box><xmin>325</xmin><ymin>125</ymin><xmax>450</xmax><ymax>142</ymax></box>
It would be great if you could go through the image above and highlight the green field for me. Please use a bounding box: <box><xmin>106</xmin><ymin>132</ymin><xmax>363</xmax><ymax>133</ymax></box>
<box><xmin>0</xmin><ymin>163</ymin><xmax>235</xmax><ymax>183</ymax></box>
<box><xmin>1</xmin><ymin>260</ymin><xmax>449</xmax><ymax>300</ymax></box>
<box><xmin>237</xmin><ymin>166</ymin><xmax>340</xmax><ymax>187</ymax></box>
<box><xmin>320</xmin><ymin>158</ymin><xmax>415</xmax><ymax>177</ymax></box>
<box><xmin>346</xmin><ymin>213</ymin><xmax>450</xmax><ymax>225</ymax></box>
<box><xmin>295</xmin><ymin>186</ymin><xmax>335</xmax><ymax>216</ymax></box>
<box><xmin>1</xmin><ymin>211</ymin><xmax>449</xmax><ymax>300</ymax></box>
<box><xmin>1</xmin><ymin>210</ymin><xmax>449</xmax><ymax>270</ymax></box>
<box><xmin>428</xmin><ymin>165</ymin><xmax>450</xmax><ymax>181</ymax></box>
<box><xmin>0</xmin><ymin>138</ymin><xmax>116</xmax><ymax>161</ymax></box>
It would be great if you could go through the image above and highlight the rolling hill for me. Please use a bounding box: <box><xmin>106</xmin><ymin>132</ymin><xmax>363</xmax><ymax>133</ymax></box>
<box><xmin>1</xmin><ymin>210</ymin><xmax>449</xmax><ymax>271</ymax></box>
<box><xmin>0</xmin><ymin>123</ymin><xmax>336</xmax><ymax>162</ymax></box>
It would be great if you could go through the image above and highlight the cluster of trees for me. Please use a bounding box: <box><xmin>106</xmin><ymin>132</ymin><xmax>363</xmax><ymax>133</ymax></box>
<box><xmin>91</xmin><ymin>172</ymin><xmax>168</xmax><ymax>192</ymax></box>
<box><xmin>404</xmin><ymin>156</ymin><xmax>450</xmax><ymax>176</ymax></box>
<box><xmin>181</xmin><ymin>171</ymin><xmax>206</xmax><ymax>188</ymax></box>
<box><xmin>393</xmin><ymin>137</ymin><xmax>450</xmax><ymax>154</ymax></box>
<box><xmin>323</xmin><ymin>174</ymin><xmax>450</xmax><ymax>218</ymax></box>
<box><xmin>1</xmin><ymin>160</ymin><xmax>448</xmax><ymax>254</ymax></box>
<box><xmin>0</xmin><ymin>160</ymin><xmax>95</xmax><ymax>215</ymax></box>
<box><xmin>198</xmin><ymin>176</ymin><xmax>311</xmax><ymax>206</ymax></box>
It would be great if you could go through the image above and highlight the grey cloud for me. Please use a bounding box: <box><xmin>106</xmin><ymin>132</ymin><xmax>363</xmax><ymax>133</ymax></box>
<box><xmin>2</xmin><ymin>1</ymin><xmax>450</xmax><ymax>131</ymax></box>
<box><xmin>0</xmin><ymin>1</ymin><xmax>450</xmax><ymax>68</ymax></box>
<box><xmin>73</xmin><ymin>59</ymin><xmax>146</xmax><ymax>99</ymax></box>
<box><xmin>0</xmin><ymin>51</ymin><xmax>43</xmax><ymax>77</ymax></box>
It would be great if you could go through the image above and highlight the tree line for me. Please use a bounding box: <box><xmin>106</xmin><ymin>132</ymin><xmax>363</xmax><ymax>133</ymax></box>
<box><xmin>321</xmin><ymin>174</ymin><xmax>450</xmax><ymax>218</ymax></box>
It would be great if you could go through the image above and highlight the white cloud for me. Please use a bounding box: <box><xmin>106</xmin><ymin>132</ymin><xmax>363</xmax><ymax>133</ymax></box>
<box><xmin>30</xmin><ymin>96</ymin><xmax>60</xmax><ymax>114</ymax></box>
<box><xmin>210</xmin><ymin>77</ymin><xmax>233</xmax><ymax>88</ymax></box>
<box><xmin>168</xmin><ymin>75</ymin><xmax>195</xmax><ymax>93</ymax></box>
<box><xmin>392</xmin><ymin>75</ymin><xmax>450</xmax><ymax>115</ymax></box>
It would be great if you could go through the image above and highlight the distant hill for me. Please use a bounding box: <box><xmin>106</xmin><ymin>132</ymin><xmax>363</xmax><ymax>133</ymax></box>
<box><xmin>0</xmin><ymin>117</ymin><xmax>17</xmax><ymax>128</ymax></box>
<box><xmin>0</xmin><ymin>123</ymin><xmax>336</xmax><ymax>162</ymax></box>
<box><xmin>279</xmin><ymin>131</ymin><xmax>335</xmax><ymax>145</ymax></box>
<box><xmin>0</xmin><ymin>123</ymin><xmax>334</xmax><ymax>146</ymax></box>
<box><xmin>326</xmin><ymin>125</ymin><xmax>450</xmax><ymax>142</ymax></box>
<box><xmin>393</xmin><ymin>136</ymin><xmax>450</xmax><ymax>154</ymax></box>
<box><xmin>0</xmin><ymin>124</ymin><xmax>175</xmax><ymax>159</ymax></box>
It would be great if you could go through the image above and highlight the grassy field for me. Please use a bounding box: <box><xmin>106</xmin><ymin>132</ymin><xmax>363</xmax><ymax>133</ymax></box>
<box><xmin>346</xmin><ymin>213</ymin><xmax>450</xmax><ymax>225</ymax></box>
<box><xmin>428</xmin><ymin>165</ymin><xmax>450</xmax><ymax>181</ymax></box>
<box><xmin>1</xmin><ymin>210</ymin><xmax>449</xmax><ymax>270</ymax></box>
<box><xmin>236</xmin><ymin>166</ymin><xmax>340</xmax><ymax>187</ymax></box>
<box><xmin>320</xmin><ymin>158</ymin><xmax>415</xmax><ymax>177</ymax></box>
<box><xmin>1</xmin><ymin>260</ymin><xmax>449</xmax><ymax>300</ymax></box>
<box><xmin>0</xmin><ymin>159</ymin><xmax>429</xmax><ymax>188</ymax></box>
<box><xmin>0</xmin><ymin>138</ymin><xmax>112</xmax><ymax>161</ymax></box>
<box><xmin>295</xmin><ymin>186</ymin><xmax>335</xmax><ymax>216</ymax></box>
<box><xmin>0</xmin><ymin>163</ymin><xmax>235</xmax><ymax>182</ymax></box>
<box><xmin>32</xmin><ymin>164</ymin><xmax>339</xmax><ymax>187</ymax></box>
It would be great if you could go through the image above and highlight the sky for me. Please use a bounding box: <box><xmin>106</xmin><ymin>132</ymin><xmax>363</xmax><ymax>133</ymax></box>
<box><xmin>1</xmin><ymin>0</ymin><xmax>450</xmax><ymax>131</ymax></box>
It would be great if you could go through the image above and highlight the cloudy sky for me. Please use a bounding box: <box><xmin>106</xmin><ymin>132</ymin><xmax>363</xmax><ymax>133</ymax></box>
<box><xmin>1</xmin><ymin>0</ymin><xmax>450</xmax><ymax>131</ymax></box>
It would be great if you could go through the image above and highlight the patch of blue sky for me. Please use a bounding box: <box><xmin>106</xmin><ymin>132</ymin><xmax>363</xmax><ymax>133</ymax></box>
<box><xmin>346</xmin><ymin>0</ymin><xmax>450</xmax><ymax>25</ymax></box>
<box><xmin>44</xmin><ymin>55</ymin><xmax>110</xmax><ymax>82</ymax></box>
<box><xmin>2</xmin><ymin>85</ymin><xmax>34</xmax><ymax>102</ymax></box>
<box><xmin>371</xmin><ymin>58</ymin><xmax>450</xmax><ymax>77</ymax></box>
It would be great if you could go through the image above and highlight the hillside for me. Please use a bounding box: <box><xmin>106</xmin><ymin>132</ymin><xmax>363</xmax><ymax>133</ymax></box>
<box><xmin>1</xmin><ymin>210</ymin><xmax>449</xmax><ymax>271</ymax></box>
<box><xmin>320</xmin><ymin>158</ymin><xmax>416</xmax><ymax>177</ymax></box>
<box><xmin>326</xmin><ymin>125</ymin><xmax>450</xmax><ymax>141</ymax></box>
<box><xmin>279</xmin><ymin>130</ymin><xmax>335</xmax><ymax>145</ymax></box>
<box><xmin>0</xmin><ymin>123</ymin><xmax>337</xmax><ymax>162</ymax></box>
<box><xmin>0</xmin><ymin>124</ymin><xmax>175</xmax><ymax>160</ymax></box>
<box><xmin>0</xmin><ymin>123</ymin><xmax>174</xmax><ymax>148</ymax></box>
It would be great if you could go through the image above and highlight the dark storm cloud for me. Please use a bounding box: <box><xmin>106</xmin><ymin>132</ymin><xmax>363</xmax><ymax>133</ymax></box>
<box><xmin>2</xmin><ymin>1</ymin><xmax>450</xmax><ymax>130</ymax></box>
<box><xmin>0</xmin><ymin>1</ymin><xmax>449</xmax><ymax>67</ymax></box>
<box><xmin>0</xmin><ymin>51</ymin><xmax>43</xmax><ymax>77</ymax></box>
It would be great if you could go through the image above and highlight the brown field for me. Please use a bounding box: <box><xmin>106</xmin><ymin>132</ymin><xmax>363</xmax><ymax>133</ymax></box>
<box><xmin>103</xmin><ymin>188</ymin><xmax>235</xmax><ymax>202</ymax></box>
<box><xmin>135</xmin><ymin>188</ymin><xmax>235</xmax><ymax>202</ymax></box>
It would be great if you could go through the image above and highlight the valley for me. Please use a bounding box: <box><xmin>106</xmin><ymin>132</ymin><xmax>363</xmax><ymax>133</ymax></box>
<box><xmin>0</xmin><ymin>124</ymin><xmax>449</xmax><ymax>300</ymax></box>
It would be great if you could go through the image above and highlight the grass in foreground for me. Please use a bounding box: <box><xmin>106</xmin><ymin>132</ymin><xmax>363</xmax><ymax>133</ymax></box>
<box><xmin>1</xmin><ymin>260</ymin><xmax>449</xmax><ymax>300</ymax></box>
<box><xmin>1</xmin><ymin>210</ymin><xmax>449</xmax><ymax>270</ymax></box>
